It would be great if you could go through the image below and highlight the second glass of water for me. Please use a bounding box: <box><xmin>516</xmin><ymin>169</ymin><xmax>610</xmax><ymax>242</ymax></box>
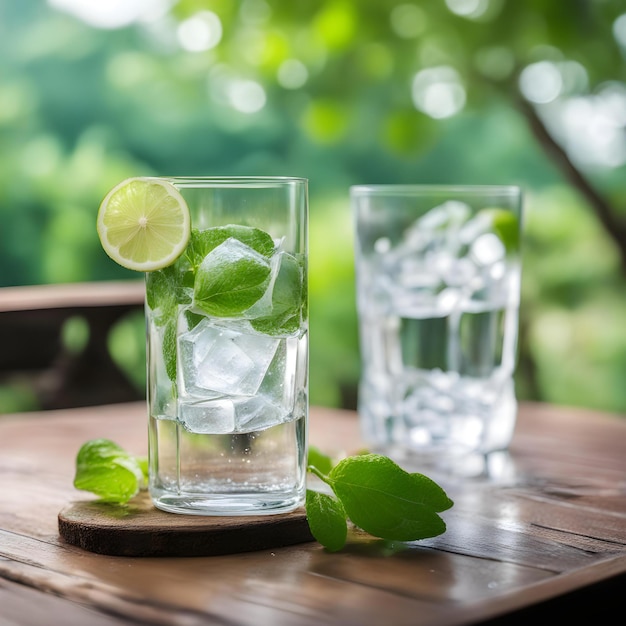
<box><xmin>147</xmin><ymin>177</ymin><xmax>308</xmax><ymax>515</ymax></box>
<box><xmin>351</xmin><ymin>185</ymin><xmax>522</xmax><ymax>473</ymax></box>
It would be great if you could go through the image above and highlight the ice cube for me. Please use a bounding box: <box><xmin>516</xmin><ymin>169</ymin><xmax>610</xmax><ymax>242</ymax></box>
<box><xmin>179</xmin><ymin>398</ymin><xmax>235</xmax><ymax>434</ymax></box>
<box><xmin>374</xmin><ymin>237</ymin><xmax>392</xmax><ymax>254</ymax></box>
<box><xmin>178</xmin><ymin>319</ymin><xmax>279</xmax><ymax>397</ymax></box>
<box><xmin>470</xmin><ymin>233</ymin><xmax>505</xmax><ymax>266</ymax></box>
<box><xmin>232</xmin><ymin>396</ymin><xmax>287</xmax><ymax>433</ymax></box>
<box><xmin>393</xmin><ymin>201</ymin><xmax>471</xmax><ymax>275</ymax></box>
<box><xmin>459</xmin><ymin>212</ymin><xmax>492</xmax><ymax>245</ymax></box>
<box><xmin>257</xmin><ymin>251</ymin><xmax>303</xmax><ymax>317</ymax></box>
<box><xmin>395</xmin><ymin>256</ymin><xmax>440</xmax><ymax>289</ymax></box>
<box><xmin>232</xmin><ymin>335</ymin><xmax>301</xmax><ymax>432</ymax></box>
<box><xmin>243</xmin><ymin>251</ymin><xmax>282</xmax><ymax>319</ymax></box>
<box><xmin>263</xmin><ymin>336</ymin><xmax>298</xmax><ymax>405</ymax></box>
<box><xmin>437</xmin><ymin>287</ymin><xmax>462</xmax><ymax>313</ymax></box>
<box><xmin>436</xmin><ymin>253</ymin><xmax>477</xmax><ymax>287</ymax></box>
<box><xmin>415</xmin><ymin>200</ymin><xmax>471</xmax><ymax>233</ymax></box>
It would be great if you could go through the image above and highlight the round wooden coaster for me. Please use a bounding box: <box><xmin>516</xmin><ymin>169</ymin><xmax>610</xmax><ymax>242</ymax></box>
<box><xmin>58</xmin><ymin>492</ymin><xmax>313</xmax><ymax>557</ymax></box>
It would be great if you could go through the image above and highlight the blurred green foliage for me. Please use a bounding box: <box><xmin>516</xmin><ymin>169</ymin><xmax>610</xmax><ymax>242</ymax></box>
<box><xmin>1</xmin><ymin>0</ymin><xmax>626</xmax><ymax>414</ymax></box>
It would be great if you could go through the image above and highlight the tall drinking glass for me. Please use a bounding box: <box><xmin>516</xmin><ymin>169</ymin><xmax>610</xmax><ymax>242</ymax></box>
<box><xmin>351</xmin><ymin>185</ymin><xmax>522</xmax><ymax>473</ymax></box>
<box><xmin>146</xmin><ymin>177</ymin><xmax>308</xmax><ymax>515</ymax></box>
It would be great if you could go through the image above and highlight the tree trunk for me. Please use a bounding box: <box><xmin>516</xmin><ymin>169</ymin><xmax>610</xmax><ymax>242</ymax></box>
<box><xmin>515</xmin><ymin>95</ymin><xmax>626</xmax><ymax>275</ymax></box>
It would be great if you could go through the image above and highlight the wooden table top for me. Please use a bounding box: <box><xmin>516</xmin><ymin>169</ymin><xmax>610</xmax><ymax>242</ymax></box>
<box><xmin>1</xmin><ymin>402</ymin><xmax>625</xmax><ymax>626</ymax></box>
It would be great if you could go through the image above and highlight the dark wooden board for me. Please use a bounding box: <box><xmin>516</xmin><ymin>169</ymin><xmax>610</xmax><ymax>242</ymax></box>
<box><xmin>58</xmin><ymin>491</ymin><xmax>313</xmax><ymax>557</ymax></box>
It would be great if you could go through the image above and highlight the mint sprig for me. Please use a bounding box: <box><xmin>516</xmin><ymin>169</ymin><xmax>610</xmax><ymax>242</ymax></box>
<box><xmin>306</xmin><ymin>446</ymin><xmax>453</xmax><ymax>551</ymax></box>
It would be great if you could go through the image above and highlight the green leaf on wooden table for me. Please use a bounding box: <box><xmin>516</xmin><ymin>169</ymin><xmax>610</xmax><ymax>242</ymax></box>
<box><xmin>305</xmin><ymin>490</ymin><xmax>348</xmax><ymax>552</ymax></box>
<box><xmin>305</xmin><ymin>451</ymin><xmax>453</xmax><ymax>550</ymax></box>
<box><xmin>73</xmin><ymin>439</ymin><xmax>145</xmax><ymax>504</ymax></box>
<box><xmin>325</xmin><ymin>453</ymin><xmax>453</xmax><ymax>542</ymax></box>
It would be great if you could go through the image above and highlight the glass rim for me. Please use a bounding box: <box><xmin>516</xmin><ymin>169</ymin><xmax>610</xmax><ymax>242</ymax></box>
<box><xmin>350</xmin><ymin>184</ymin><xmax>521</xmax><ymax>196</ymax></box>
<box><xmin>162</xmin><ymin>176</ymin><xmax>308</xmax><ymax>187</ymax></box>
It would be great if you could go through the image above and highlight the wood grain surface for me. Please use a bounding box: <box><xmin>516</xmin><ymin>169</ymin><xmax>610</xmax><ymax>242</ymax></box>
<box><xmin>1</xmin><ymin>402</ymin><xmax>625</xmax><ymax>626</ymax></box>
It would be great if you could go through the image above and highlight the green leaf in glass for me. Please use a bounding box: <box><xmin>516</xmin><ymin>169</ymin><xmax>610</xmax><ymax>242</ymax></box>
<box><xmin>193</xmin><ymin>238</ymin><xmax>271</xmax><ymax>317</ymax></box>
<box><xmin>188</xmin><ymin>225</ymin><xmax>275</xmax><ymax>268</ymax></box>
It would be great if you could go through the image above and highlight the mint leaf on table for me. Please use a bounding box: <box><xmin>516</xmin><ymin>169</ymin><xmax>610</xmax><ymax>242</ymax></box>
<box><xmin>305</xmin><ymin>490</ymin><xmax>347</xmax><ymax>553</ymax></box>
<box><xmin>327</xmin><ymin>454</ymin><xmax>453</xmax><ymax>541</ymax></box>
<box><xmin>306</xmin><ymin>452</ymin><xmax>453</xmax><ymax>550</ymax></box>
<box><xmin>73</xmin><ymin>439</ymin><xmax>145</xmax><ymax>504</ymax></box>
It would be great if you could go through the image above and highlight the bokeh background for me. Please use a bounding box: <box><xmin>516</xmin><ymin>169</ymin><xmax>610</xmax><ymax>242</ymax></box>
<box><xmin>1</xmin><ymin>0</ymin><xmax>626</xmax><ymax>415</ymax></box>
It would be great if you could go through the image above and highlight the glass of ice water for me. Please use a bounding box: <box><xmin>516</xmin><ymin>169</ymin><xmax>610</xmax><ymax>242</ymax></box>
<box><xmin>146</xmin><ymin>177</ymin><xmax>308</xmax><ymax>515</ymax></box>
<box><xmin>351</xmin><ymin>185</ymin><xmax>522</xmax><ymax>475</ymax></box>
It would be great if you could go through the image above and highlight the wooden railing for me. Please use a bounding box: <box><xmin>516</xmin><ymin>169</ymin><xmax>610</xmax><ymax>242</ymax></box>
<box><xmin>0</xmin><ymin>281</ymin><xmax>146</xmax><ymax>411</ymax></box>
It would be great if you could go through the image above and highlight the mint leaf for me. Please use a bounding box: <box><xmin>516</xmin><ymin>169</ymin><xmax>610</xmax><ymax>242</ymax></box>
<box><xmin>184</xmin><ymin>309</ymin><xmax>205</xmax><ymax>330</ymax></box>
<box><xmin>250</xmin><ymin>252</ymin><xmax>305</xmax><ymax>335</ymax></box>
<box><xmin>307</xmin><ymin>445</ymin><xmax>335</xmax><ymax>475</ymax></box>
<box><xmin>265</xmin><ymin>252</ymin><xmax>303</xmax><ymax>317</ymax></box>
<box><xmin>163</xmin><ymin>317</ymin><xmax>178</xmax><ymax>382</ymax></box>
<box><xmin>146</xmin><ymin>261</ymin><xmax>191</xmax><ymax>314</ymax></box>
<box><xmin>325</xmin><ymin>454</ymin><xmax>452</xmax><ymax>541</ymax></box>
<box><xmin>193</xmin><ymin>238</ymin><xmax>271</xmax><ymax>317</ymax></box>
<box><xmin>306</xmin><ymin>490</ymin><xmax>347</xmax><ymax>552</ymax></box>
<box><xmin>73</xmin><ymin>439</ymin><xmax>145</xmax><ymax>504</ymax></box>
<box><xmin>305</xmin><ymin>452</ymin><xmax>453</xmax><ymax>549</ymax></box>
<box><xmin>146</xmin><ymin>264</ymin><xmax>191</xmax><ymax>383</ymax></box>
<box><xmin>188</xmin><ymin>225</ymin><xmax>275</xmax><ymax>268</ymax></box>
<box><xmin>250</xmin><ymin>312</ymin><xmax>301</xmax><ymax>336</ymax></box>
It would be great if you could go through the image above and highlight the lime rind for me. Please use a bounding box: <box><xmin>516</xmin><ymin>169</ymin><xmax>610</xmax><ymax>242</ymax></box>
<box><xmin>479</xmin><ymin>207</ymin><xmax>520</xmax><ymax>254</ymax></box>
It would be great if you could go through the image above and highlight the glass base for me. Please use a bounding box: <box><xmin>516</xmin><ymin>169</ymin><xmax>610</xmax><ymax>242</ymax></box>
<box><xmin>150</xmin><ymin>488</ymin><xmax>304</xmax><ymax>516</ymax></box>
<box><xmin>371</xmin><ymin>443</ymin><xmax>518</xmax><ymax>482</ymax></box>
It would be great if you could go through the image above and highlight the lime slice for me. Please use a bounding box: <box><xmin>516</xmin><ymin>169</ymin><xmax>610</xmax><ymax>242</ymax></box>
<box><xmin>97</xmin><ymin>177</ymin><xmax>191</xmax><ymax>271</ymax></box>
<box><xmin>481</xmin><ymin>208</ymin><xmax>520</xmax><ymax>254</ymax></box>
